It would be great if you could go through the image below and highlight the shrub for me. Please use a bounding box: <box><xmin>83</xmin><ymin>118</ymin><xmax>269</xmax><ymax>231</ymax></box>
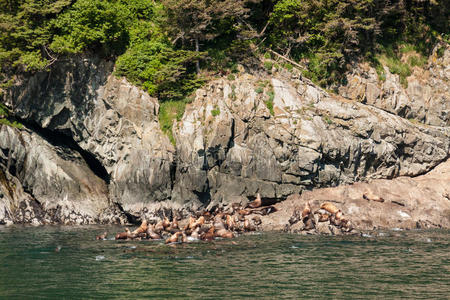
<box><xmin>264</xmin><ymin>61</ymin><xmax>273</xmax><ymax>71</ymax></box>
<box><xmin>211</xmin><ymin>107</ymin><xmax>220</xmax><ymax>117</ymax></box>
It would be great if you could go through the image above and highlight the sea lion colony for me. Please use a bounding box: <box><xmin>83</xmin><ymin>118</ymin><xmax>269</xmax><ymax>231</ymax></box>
<box><xmin>99</xmin><ymin>194</ymin><xmax>279</xmax><ymax>243</ymax></box>
<box><xmin>286</xmin><ymin>202</ymin><xmax>354</xmax><ymax>235</ymax></box>
<box><xmin>96</xmin><ymin>194</ymin><xmax>356</xmax><ymax>243</ymax></box>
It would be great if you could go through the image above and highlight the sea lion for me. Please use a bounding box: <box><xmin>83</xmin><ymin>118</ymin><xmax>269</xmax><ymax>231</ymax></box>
<box><xmin>214</xmin><ymin>218</ymin><xmax>226</xmax><ymax>230</ymax></box>
<box><xmin>238</xmin><ymin>209</ymin><xmax>251</xmax><ymax>216</ymax></box>
<box><xmin>96</xmin><ymin>232</ymin><xmax>108</xmax><ymax>240</ymax></box>
<box><xmin>181</xmin><ymin>232</ymin><xmax>188</xmax><ymax>243</ymax></box>
<box><xmin>165</xmin><ymin>232</ymin><xmax>182</xmax><ymax>244</ymax></box>
<box><xmin>146</xmin><ymin>227</ymin><xmax>161</xmax><ymax>240</ymax></box>
<box><xmin>318</xmin><ymin>214</ymin><xmax>329</xmax><ymax>222</ymax></box>
<box><xmin>244</xmin><ymin>219</ymin><xmax>255</xmax><ymax>231</ymax></box>
<box><xmin>320</xmin><ymin>202</ymin><xmax>339</xmax><ymax>214</ymax></box>
<box><xmin>302</xmin><ymin>202</ymin><xmax>311</xmax><ymax>219</ymax></box>
<box><xmin>115</xmin><ymin>228</ymin><xmax>133</xmax><ymax>240</ymax></box>
<box><xmin>252</xmin><ymin>216</ymin><xmax>262</xmax><ymax>226</ymax></box>
<box><xmin>162</xmin><ymin>217</ymin><xmax>171</xmax><ymax>229</ymax></box>
<box><xmin>154</xmin><ymin>221</ymin><xmax>164</xmax><ymax>233</ymax></box>
<box><xmin>184</xmin><ymin>216</ymin><xmax>196</xmax><ymax>230</ymax></box>
<box><xmin>248</xmin><ymin>193</ymin><xmax>262</xmax><ymax>208</ymax></box>
<box><xmin>215</xmin><ymin>228</ymin><xmax>234</xmax><ymax>239</ymax></box>
<box><xmin>132</xmin><ymin>220</ymin><xmax>148</xmax><ymax>235</ymax></box>
<box><xmin>303</xmin><ymin>217</ymin><xmax>315</xmax><ymax>230</ymax></box>
<box><xmin>363</xmin><ymin>191</ymin><xmax>384</xmax><ymax>202</ymax></box>
<box><xmin>254</xmin><ymin>205</ymin><xmax>277</xmax><ymax>215</ymax></box>
<box><xmin>192</xmin><ymin>216</ymin><xmax>205</xmax><ymax>229</ymax></box>
<box><xmin>190</xmin><ymin>227</ymin><xmax>201</xmax><ymax>240</ymax></box>
<box><xmin>202</xmin><ymin>226</ymin><xmax>215</xmax><ymax>241</ymax></box>
<box><xmin>330</xmin><ymin>214</ymin><xmax>341</xmax><ymax>227</ymax></box>
<box><xmin>226</xmin><ymin>214</ymin><xmax>235</xmax><ymax>230</ymax></box>
<box><xmin>171</xmin><ymin>218</ymin><xmax>179</xmax><ymax>230</ymax></box>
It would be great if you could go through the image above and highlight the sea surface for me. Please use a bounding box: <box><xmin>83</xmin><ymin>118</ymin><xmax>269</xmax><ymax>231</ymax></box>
<box><xmin>0</xmin><ymin>226</ymin><xmax>448</xmax><ymax>299</ymax></box>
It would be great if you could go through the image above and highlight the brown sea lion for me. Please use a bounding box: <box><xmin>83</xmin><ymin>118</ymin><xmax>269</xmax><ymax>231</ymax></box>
<box><xmin>146</xmin><ymin>227</ymin><xmax>161</xmax><ymax>240</ymax></box>
<box><xmin>330</xmin><ymin>214</ymin><xmax>341</xmax><ymax>227</ymax></box>
<box><xmin>115</xmin><ymin>228</ymin><xmax>134</xmax><ymax>240</ymax></box>
<box><xmin>304</xmin><ymin>218</ymin><xmax>315</xmax><ymax>230</ymax></box>
<box><xmin>184</xmin><ymin>216</ymin><xmax>196</xmax><ymax>230</ymax></box>
<box><xmin>190</xmin><ymin>227</ymin><xmax>201</xmax><ymax>240</ymax></box>
<box><xmin>202</xmin><ymin>226</ymin><xmax>215</xmax><ymax>241</ymax></box>
<box><xmin>154</xmin><ymin>221</ymin><xmax>164</xmax><ymax>233</ymax></box>
<box><xmin>214</xmin><ymin>218</ymin><xmax>226</xmax><ymax>230</ymax></box>
<box><xmin>248</xmin><ymin>193</ymin><xmax>262</xmax><ymax>208</ymax></box>
<box><xmin>363</xmin><ymin>191</ymin><xmax>384</xmax><ymax>202</ymax></box>
<box><xmin>320</xmin><ymin>202</ymin><xmax>339</xmax><ymax>214</ymax></box>
<box><xmin>302</xmin><ymin>202</ymin><xmax>311</xmax><ymax>219</ymax></box>
<box><xmin>238</xmin><ymin>209</ymin><xmax>251</xmax><ymax>216</ymax></box>
<box><xmin>165</xmin><ymin>232</ymin><xmax>182</xmax><ymax>244</ymax></box>
<box><xmin>192</xmin><ymin>216</ymin><xmax>205</xmax><ymax>229</ymax></box>
<box><xmin>226</xmin><ymin>214</ymin><xmax>235</xmax><ymax>230</ymax></box>
<box><xmin>132</xmin><ymin>220</ymin><xmax>148</xmax><ymax>235</ymax></box>
<box><xmin>252</xmin><ymin>216</ymin><xmax>262</xmax><ymax>226</ymax></box>
<box><xmin>244</xmin><ymin>219</ymin><xmax>255</xmax><ymax>231</ymax></box>
<box><xmin>181</xmin><ymin>232</ymin><xmax>188</xmax><ymax>243</ymax></box>
<box><xmin>162</xmin><ymin>217</ymin><xmax>171</xmax><ymax>229</ymax></box>
<box><xmin>215</xmin><ymin>228</ymin><xmax>234</xmax><ymax>239</ymax></box>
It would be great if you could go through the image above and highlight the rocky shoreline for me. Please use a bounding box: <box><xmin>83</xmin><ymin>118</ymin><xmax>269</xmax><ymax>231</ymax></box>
<box><xmin>1</xmin><ymin>46</ymin><xmax>449</xmax><ymax>230</ymax></box>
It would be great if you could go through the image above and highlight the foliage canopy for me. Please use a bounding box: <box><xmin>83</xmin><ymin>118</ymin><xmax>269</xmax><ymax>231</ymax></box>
<box><xmin>0</xmin><ymin>0</ymin><xmax>448</xmax><ymax>97</ymax></box>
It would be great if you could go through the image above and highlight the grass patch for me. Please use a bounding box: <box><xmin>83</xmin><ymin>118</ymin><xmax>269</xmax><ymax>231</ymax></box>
<box><xmin>255</xmin><ymin>87</ymin><xmax>263</xmax><ymax>94</ymax></box>
<box><xmin>265</xmin><ymin>90</ymin><xmax>275</xmax><ymax>116</ymax></box>
<box><xmin>227</xmin><ymin>74</ymin><xmax>235</xmax><ymax>81</ymax></box>
<box><xmin>407</xmin><ymin>55</ymin><xmax>427</xmax><ymax>67</ymax></box>
<box><xmin>283</xmin><ymin>63</ymin><xmax>293</xmax><ymax>71</ymax></box>
<box><xmin>378</xmin><ymin>54</ymin><xmax>411</xmax><ymax>88</ymax></box>
<box><xmin>211</xmin><ymin>106</ymin><xmax>220</xmax><ymax>117</ymax></box>
<box><xmin>264</xmin><ymin>61</ymin><xmax>273</xmax><ymax>72</ymax></box>
<box><xmin>323</xmin><ymin>115</ymin><xmax>333</xmax><ymax>125</ymax></box>
<box><xmin>159</xmin><ymin>99</ymin><xmax>190</xmax><ymax>145</ymax></box>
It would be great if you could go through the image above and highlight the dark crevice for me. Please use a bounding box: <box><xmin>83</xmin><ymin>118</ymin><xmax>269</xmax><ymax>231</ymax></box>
<box><xmin>17</xmin><ymin>119</ymin><xmax>110</xmax><ymax>184</ymax></box>
<box><xmin>114</xmin><ymin>202</ymin><xmax>141</xmax><ymax>225</ymax></box>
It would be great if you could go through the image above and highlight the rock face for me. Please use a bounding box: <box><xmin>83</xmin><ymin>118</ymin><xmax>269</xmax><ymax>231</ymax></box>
<box><xmin>174</xmin><ymin>71</ymin><xmax>449</xmax><ymax>208</ymax></box>
<box><xmin>1</xmin><ymin>54</ymin><xmax>449</xmax><ymax>226</ymax></box>
<box><xmin>339</xmin><ymin>44</ymin><xmax>450</xmax><ymax>127</ymax></box>
<box><xmin>261</xmin><ymin>158</ymin><xmax>450</xmax><ymax>231</ymax></box>
<box><xmin>4</xmin><ymin>57</ymin><xmax>175</xmax><ymax>216</ymax></box>
<box><xmin>0</xmin><ymin>125</ymin><xmax>113</xmax><ymax>224</ymax></box>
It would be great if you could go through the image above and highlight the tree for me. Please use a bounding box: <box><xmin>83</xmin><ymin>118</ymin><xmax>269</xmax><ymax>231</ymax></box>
<box><xmin>162</xmin><ymin>0</ymin><xmax>255</xmax><ymax>72</ymax></box>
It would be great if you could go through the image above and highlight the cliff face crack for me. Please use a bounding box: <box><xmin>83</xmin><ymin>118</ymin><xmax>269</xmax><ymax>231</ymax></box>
<box><xmin>17</xmin><ymin>119</ymin><xmax>110</xmax><ymax>184</ymax></box>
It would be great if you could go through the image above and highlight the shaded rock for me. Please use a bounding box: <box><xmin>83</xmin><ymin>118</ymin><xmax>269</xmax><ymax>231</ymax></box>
<box><xmin>4</xmin><ymin>57</ymin><xmax>175</xmax><ymax>215</ymax></box>
<box><xmin>0</xmin><ymin>125</ymin><xmax>111</xmax><ymax>224</ymax></box>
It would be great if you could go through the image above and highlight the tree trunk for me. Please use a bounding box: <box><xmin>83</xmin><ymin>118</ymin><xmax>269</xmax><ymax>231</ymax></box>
<box><xmin>195</xmin><ymin>38</ymin><xmax>200</xmax><ymax>73</ymax></box>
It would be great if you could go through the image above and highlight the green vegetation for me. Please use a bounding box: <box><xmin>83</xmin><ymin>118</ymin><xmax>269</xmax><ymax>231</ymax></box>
<box><xmin>255</xmin><ymin>87</ymin><xmax>263</xmax><ymax>94</ymax></box>
<box><xmin>0</xmin><ymin>104</ymin><xmax>22</xmax><ymax>129</ymax></box>
<box><xmin>211</xmin><ymin>106</ymin><xmax>220</xmax><ymax>117</ymax></box>
<box><xmin>0</xmin><ymin>0</ymin><xmax>448</xmax><ymax>137</ymax></box>
<box><xmin>264</xmin><ymin>61</ymin><xmax>273</xmax><ymax>72</ymax></box>
<box><xmin>227</xmin><ymin>74</ymin><xmax>235</xmax><ymax>81</ymax></box>
<box><xmin>265</xmin><ymin>90</ymin><xmax>275</xmax><ymax>116</ymax></box>
<box><xmin>158</xmin><ymin>99</ymin><xmax>190</xmax><ymax>145</ymax></box>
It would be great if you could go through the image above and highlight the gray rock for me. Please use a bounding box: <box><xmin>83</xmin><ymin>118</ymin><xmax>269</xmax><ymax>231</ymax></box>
<box><xmin>0</xmin><ymin>125</ymin><xmax>110</xmax><ymax>224</ymax></box>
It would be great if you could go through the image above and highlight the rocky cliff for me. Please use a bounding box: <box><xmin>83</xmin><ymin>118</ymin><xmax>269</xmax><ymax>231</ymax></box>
<box><xmin>1</xmin><ymin>47</ymin><xmax>449</xmax><ymax>228</ymax></box>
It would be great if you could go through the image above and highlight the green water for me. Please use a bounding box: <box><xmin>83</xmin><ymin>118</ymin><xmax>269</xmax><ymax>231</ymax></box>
<box><xmin>0</xmin><ymin>226</ymin><xmax>448</xmax><ymax>299</ymax></box>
